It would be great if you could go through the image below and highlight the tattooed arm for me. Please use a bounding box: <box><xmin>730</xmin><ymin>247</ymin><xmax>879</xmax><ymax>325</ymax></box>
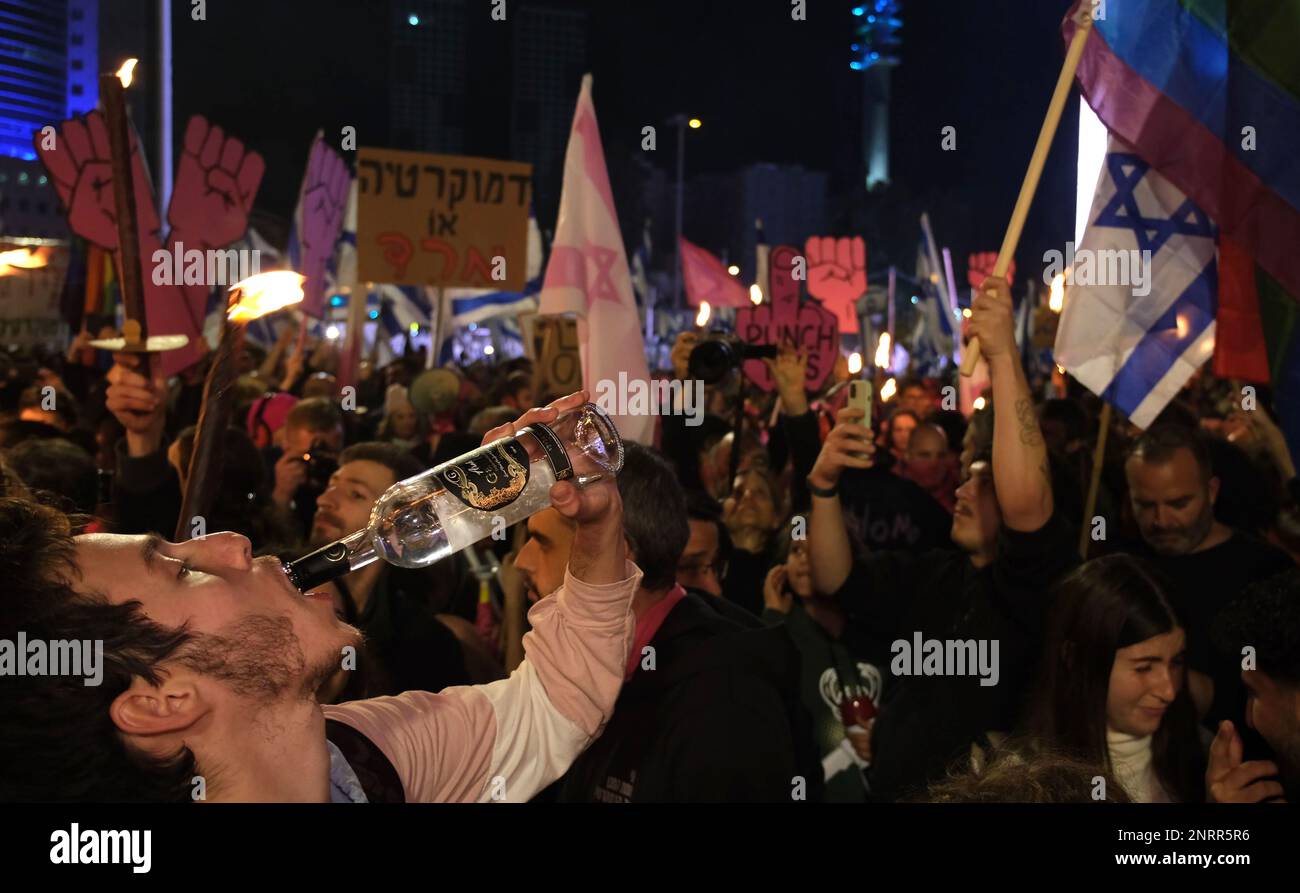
<box><xmin>969</xmin><ymin>276</ymin><xmax>1054</xmax><ymax>532</ymax></box>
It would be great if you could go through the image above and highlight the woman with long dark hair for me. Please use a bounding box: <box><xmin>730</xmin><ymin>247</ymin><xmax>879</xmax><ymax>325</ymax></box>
<box><xmin>1026</xmin><ymin>554</ymin><xmax>1205</xmax><ymax>802</ymax></box>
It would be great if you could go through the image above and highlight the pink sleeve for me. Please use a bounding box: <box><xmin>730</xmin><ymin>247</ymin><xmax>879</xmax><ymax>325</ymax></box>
<box><xmin>322</xmin><ymin>559</ymin><xmax>640</xmax><ymax>802</ymax></box>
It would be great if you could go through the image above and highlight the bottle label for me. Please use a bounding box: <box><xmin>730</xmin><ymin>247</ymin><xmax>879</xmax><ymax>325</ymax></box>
<box><xmin>530</xmin><ymin>422</ymin><xmax>574</xmax><ymax>482</ymax></box>
<box><xmin>435</xmin><ymin>439</ymin><xmax>532</xmax><ymax>511</ymax></box>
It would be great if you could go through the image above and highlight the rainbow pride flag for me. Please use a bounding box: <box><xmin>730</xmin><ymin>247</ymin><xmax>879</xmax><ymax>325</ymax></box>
<box><xmin>1066</xmin><ymin>0</ymin><xmax>1300</xmax><ymax>457</ymax></box>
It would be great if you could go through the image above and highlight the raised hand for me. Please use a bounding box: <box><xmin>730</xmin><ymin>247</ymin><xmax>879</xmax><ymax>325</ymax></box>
<box><xmin>168</xmin><ymin>115</ymin><xmax>265</xmax><ymax>249</ymax></box>
<box><xmin>105</xmin><ymin>352</ymin><xmax>167</xmax><ymax>457</ymax></box>
<box><xmin>763</xmin><ymin>343</ymin><xmax>810</xmax><ymax>415</ymax></box>
<box><xmin>735</xmin><ymin>245</ymin><xmax>840</xmax><ymax>392</ymax></box>
<box><xmin>763</xmin><ymin>564</ymin><xmax>793</xmax><ymax>614</ymax></box>
<box><xmin>968</xmin><ymin>275</ymin><xmax>1016</xmax><ymax>359</ymax></box>
<box><xmin>296</xmin><ymin>135</ymin><xmax>351</xmax><ymax>316</ymax></box>
<box><xmin>967</xmin><ymin>251</ymin><xmax>1015</xmax><ymax>290</ymax></box>
<box><xmin>809</xmin><ymin>405</ymin><xmax>875</xmax><ymax>491</ymax></box>
<box><xmin>481</xmin><ymin>391</ymin><xmax>627</xmax><ymax>587</ymax></box>
<box><xmin>670</xmin><ymin>331</ymin><xmax>698</xmax><ymax>382</ymax></box>
<box><xmin>805</xmin><ymin>235</ymin><xmax>866</xmax><ymax>333</ymax></box>
<box><xmin>36</xmin><ymin>111</ymin><xmax>161</xmax><ymax>250</ymax></box>
<box><xmin>1206</xmin><ymin>720</ymin><xmax>1286</xmax><ymax>803</ymax></box>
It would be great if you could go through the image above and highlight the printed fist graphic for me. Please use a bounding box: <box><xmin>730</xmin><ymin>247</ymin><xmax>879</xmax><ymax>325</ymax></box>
<box><xmin>735</xmin><ymin>245</ymin><xmax>840</xmax><ymax>392</ymax></box>
<box><xmin>966</xmin><ymin>251</ymin><xmax>1015</xmax><ymax>290</ymax></box>
<box><xmin>805</xmin><ymin>235</ymin><xmax>866</xmax><ymax>333</ymax></box>
<box><xmin>36</xmin><ymin>111</ymin><xmax>161</xmax><ymax>250</ymax></box>
<box><xmin>169</xmin><ymin>115</ymin><xmax>265</xmax><ymax>249</ymax></box>
<box><xmin>296</xmin><ymin>135</ymin><xmax>351</xmax><ymax>316</ymax></box>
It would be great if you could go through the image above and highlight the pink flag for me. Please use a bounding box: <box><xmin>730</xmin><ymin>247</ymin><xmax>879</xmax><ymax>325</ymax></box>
<box><xmin>680</xmin><ymin>237</ymin><xmax>749</xmax><ymax>308</ymax></box>
<box><xmin>538</xmin><ymin>74</ymin><xmax>654</xmax><ymax>445</ymax></box>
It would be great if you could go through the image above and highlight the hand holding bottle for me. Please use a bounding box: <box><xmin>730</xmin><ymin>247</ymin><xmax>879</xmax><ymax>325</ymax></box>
<box><xmin>482</xmin><ymin>391</ymin><xmax>626</xmax><ymax>587</ymax></box>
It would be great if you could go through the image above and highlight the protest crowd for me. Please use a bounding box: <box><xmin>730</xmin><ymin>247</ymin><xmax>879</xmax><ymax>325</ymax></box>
<box><xmin>1</xmin><ymin>267</ymin><xmax>1298</xmax><ymax>804</ymax></box>
<box><xmin>2</xmin><ymin>0</ymin><xmax>1299</xmax><ymax>811</ymax></box>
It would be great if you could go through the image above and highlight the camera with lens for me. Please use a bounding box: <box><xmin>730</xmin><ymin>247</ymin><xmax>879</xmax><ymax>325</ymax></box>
<box><xmin>687</xmin><ymin>335</ymin><xmax>778</xmax><ymax>385</ymax></box>
<box><xmin>300</xmin><ymin>441</ymin><xmax>339</xmax><ymax>492</ymax></box>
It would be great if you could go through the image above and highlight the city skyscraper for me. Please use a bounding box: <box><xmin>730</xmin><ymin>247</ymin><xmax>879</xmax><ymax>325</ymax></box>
<box><xmin>0</xmin><ymin>0</ymin><xmax>99</xmax><ymax>237</ymax></box>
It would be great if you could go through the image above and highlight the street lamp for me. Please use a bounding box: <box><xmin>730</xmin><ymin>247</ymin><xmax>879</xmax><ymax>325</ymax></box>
<box><xmin>667</xmin><ymin>113</ymin><xmax>700</xmax><ymax>310</ymax></box>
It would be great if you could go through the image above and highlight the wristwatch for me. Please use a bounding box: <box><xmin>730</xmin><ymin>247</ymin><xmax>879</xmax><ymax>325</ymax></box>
<box><xmin>806</xmin><ymin>476</ymin><xmax>839</xmax><ymax>499</ymax></box>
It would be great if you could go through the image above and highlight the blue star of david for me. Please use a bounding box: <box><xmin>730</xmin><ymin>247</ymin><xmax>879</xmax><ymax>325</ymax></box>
<box><xmin>1093</xmin><ymin>153</ymin><xmax>1216</xmax><ymax>256</ymax></box>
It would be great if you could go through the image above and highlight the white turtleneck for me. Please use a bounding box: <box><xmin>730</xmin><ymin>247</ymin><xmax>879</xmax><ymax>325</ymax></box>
<box><xmin>1107</xmin><ymin>729</ymin><xmax>1173</xmax><ymax>803</ymax></box>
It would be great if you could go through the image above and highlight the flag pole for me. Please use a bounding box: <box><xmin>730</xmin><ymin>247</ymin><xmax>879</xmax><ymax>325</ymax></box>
<box><xmin>1078</xmin><ymin>400</ymin><xmax>1112</xmax><ymax>559</ymax></box>
<box><xmin>962</xmin><ymin>3</ymin><xmax>1095</xmax><ymax>376</ymax></box>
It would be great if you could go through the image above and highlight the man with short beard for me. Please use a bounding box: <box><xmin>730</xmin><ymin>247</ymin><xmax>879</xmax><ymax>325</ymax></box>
<box><xmin>0</xmin><ymin>394</ymin><xmax>642</xmax><ymax>803</ymax></box>
<box><xmin>306</xmin><ymin>442</ymin><xmax>504</xmax><ymax>701</ymax></box>
<box><xmin>1120</xmin><ymin>424</ymin><xmax>1293</xmax><ymax>735</ymax></box>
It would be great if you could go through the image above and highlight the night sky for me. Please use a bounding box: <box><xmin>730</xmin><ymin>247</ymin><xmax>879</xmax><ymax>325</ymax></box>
<box><xmin>168</xmin><ymin>0</ymin><xmax>1080</xmax><ymax>285</ymax></box>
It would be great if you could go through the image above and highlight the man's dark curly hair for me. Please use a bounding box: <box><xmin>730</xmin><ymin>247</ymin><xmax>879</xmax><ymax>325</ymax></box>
<box><xmin>1213</xmin><ymin>568</ymin><xmax>1300</xmax><ymax>688</ymax></box>
<box><xmin>0</xmin><ymin>498</ymin><xmax>199</xmax><ymax>801</ymax></box>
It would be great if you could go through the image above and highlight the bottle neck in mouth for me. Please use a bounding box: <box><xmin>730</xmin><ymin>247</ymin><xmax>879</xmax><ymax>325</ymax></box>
<box><xmin>283</xmin><ymin>529</ymin><xmax>379</xmax><ymax>592</ymax></box>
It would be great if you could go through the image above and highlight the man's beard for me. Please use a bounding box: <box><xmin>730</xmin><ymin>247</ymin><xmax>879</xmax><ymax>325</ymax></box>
<box><xmin>178</xmin><ymin>613</ymin><xmax>354</xmax><ymax>703</ymax></box>
<box><xmin>1145</xmin><ymin>506</ymin><xmax>1215</xmax><ymax>556</ymax></box>
<box><xmin>310</xmin><ymin>510</ymin><xmax>347</xmax><ymax>547</ymax></box>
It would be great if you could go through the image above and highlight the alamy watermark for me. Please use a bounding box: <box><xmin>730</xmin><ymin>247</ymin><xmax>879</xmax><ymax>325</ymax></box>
<box><xmin>1043</xmin><ymin>242</ymin><xmax>1152</xmax><ymax>297</ymax></box>
<box><xmin>593</xmin><ymin>373</ymin><xmax>705</xmax><ymax>427</ymax></box>
<box><xmin>50</xmin><ymin>824</ymin><xmax>150</xmax><ymax>873</ymax></box>
<box><xmin>151</xmin><ymin>241</ymin><xmax>261</xmax><ymax>287</ymax></box>
<box><xmin>0</xmin><ymin>632</ymin><xmax>103</xmax><ymax>686</ymax></box>
<box><xmin>890</xmin><ymin>633</ymin><xmax>999</xmax><ymax>687</ymax></box>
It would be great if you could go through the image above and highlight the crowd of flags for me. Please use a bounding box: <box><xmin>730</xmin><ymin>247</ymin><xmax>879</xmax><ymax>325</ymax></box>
<box><xmin>64</xmin><ymin>0</ymin><xmax>1298</xmax><ymax>470</ymax></box>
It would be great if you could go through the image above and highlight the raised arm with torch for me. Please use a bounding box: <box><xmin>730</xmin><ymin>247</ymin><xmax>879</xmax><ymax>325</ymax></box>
<box><xmin>176</xmin><ymin>271</ymin><xmax>305</xmax><ymax>540</ymax></box>
<box><xmin>89</xmin><ymin>58</ymin><xmax>190</xmax><ymax>362</ymax></box>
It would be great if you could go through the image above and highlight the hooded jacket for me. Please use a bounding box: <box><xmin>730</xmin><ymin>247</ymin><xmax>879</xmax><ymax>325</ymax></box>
<box><xmin>545</xmin><ymin>591</ymin><xmax>821</xmax><ymax>802</ymax></box>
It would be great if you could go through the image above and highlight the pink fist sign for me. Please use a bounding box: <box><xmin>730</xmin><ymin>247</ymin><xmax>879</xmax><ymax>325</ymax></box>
<box><xmin>966</xmin><ymin>251</ymin><xmax>1015</xmax><ymax>290</ymax></box>
<box><xmin>735</xmin><ymin>245</ymin><xmax>840</xmax><ymax>392</ymax></box>
<box><xmin>294</xmin><ymin>134</ymin><xmax>351</xmax><ymax>318</ymax></box>
<box><xmin>169</xmin><ymin>115</ymin><xmax>265</xmax><ymax>249</ymax></box>
<box><xmin>36</xmin><ymin>110</ymin><xmax>162</xmax><ymax>251</ymax></box>
<box><xmin>805</xmin><ymin>235</ymin><xmax>866</xmax><ymax>334</ymax></box>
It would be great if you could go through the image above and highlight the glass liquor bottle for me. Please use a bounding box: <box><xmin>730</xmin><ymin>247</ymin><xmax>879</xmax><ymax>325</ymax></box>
<box><xmin>284</xmin><ymin>403</ymin><xmax>623</xmax><ymax>592</ymax></box>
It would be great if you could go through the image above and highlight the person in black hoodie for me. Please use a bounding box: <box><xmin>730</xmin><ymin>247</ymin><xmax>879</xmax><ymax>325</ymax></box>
<box><xmin>808</xmin><ymin>275</ymin><xmax>1077</xmax><ymax>802</ymax></box>
<box><xmin>523</xmin><ymin>443</ymin><xmax>820</xmax><ymax>802</ymax></box>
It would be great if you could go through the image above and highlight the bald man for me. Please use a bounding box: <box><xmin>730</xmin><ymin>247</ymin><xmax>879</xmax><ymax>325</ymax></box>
<box><xmin>896</xmin><ymin>423</ymin><xmax>959</xmax><ymax>513</ymax></box>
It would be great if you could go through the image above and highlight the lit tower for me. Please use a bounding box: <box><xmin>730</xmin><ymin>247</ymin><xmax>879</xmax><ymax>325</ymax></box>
<box><xmin>850</xmin><ymin>1</ymin><xmax>902</xmax><ymax>191</ymax></box>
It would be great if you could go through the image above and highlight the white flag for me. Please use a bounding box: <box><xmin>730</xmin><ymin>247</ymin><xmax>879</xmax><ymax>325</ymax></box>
<box><xmin>538</xmin><ymin>74</ymin><xmax>654</xmax><ymax>444</ymax></box>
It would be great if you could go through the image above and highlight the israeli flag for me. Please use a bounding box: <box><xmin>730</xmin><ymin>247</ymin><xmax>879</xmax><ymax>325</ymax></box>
<box><xmin>1055</xmin><ymin>136</ymin><xmax>1217</xmax><ymax>428</ymax></box>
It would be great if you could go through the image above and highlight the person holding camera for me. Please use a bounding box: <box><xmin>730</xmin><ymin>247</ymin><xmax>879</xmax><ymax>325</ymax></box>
<box><xmin>270</xmin><ymin>397</ymin><xmax>346</xmax><ymax>540</ymax></box>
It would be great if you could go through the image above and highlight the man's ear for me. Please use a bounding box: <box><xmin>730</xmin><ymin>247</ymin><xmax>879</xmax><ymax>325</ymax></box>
<box><xmin>110</xmin><ymin>674</ymin><xmax>208</xmax><ymax>741</ymax></box>
<box><xmin>1208</xmin><ymin>475</ymin><xmax>1221</xmax><ymax>506</ymax></box>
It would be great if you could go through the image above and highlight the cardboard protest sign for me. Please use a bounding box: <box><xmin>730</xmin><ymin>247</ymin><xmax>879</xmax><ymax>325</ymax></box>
<box><xmin>805</xmin><ymin>235</ymin><xmax>866</xmax><ymax>333</ymax></box>
<box><xmin>356</xmin><ymin>147</ymin><xmax>531</xmax><ymax>291</ymax></box>
<box><xmin>534</xmin><ymin>315</ymin><xmax>582</xmax><ymax>395</ymax></box>
<box><xmin>0</xmin><ymin>241</ymin><xmax>71</xmax><ymax>347</ymax></box>
<box><xmin>735</xmin><ymin>245</ymin><xmax>839</xmax><ymax>392</ymax></box>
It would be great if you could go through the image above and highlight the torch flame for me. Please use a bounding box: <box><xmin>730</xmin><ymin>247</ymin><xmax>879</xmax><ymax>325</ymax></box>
<box><xmin>695</xmin><ymin>301</ymin><xmax>711</xmax><ymax>327</ymax></box>
<box><xmin>0</xmin><ymin>247</ymin><xmax>49</xmax><ymax>276</ymax></box>
<box><xmin>973</xmin><ymin>396</ymin><xmax>987</xmax><ymax>411</ymax></box>
<box><xmin>228</xmin><ymin>271</ymin><xmax>306</xmax><ymax>322</ymax></box>
<box><xmin>847</xmin><ymin>351</ymin><xmax>863</xmax><ymax>375</ymax></box>
<box><xmin>749</xmin><ymin>284</ymin><xmax>763</xmax><ymax>305</ymax></box>
<box><xmin>116</xmin><ymin>58</ymin><xmax>138</xmax><ymax>89</ymax></box>
<box><xmin>880</xmin><ymin>378</ymin><xmax>897</xmax><ymax>402</ymax></box>
<box><xmin>1049</xmin><ymin>271</ymin><xmax>1065</xmax><ymax>313</ymax></box>
<box><xmin>874</xmin><ymin>332</ymin><xmax>892</xmax><ymax>368</ymax></box>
